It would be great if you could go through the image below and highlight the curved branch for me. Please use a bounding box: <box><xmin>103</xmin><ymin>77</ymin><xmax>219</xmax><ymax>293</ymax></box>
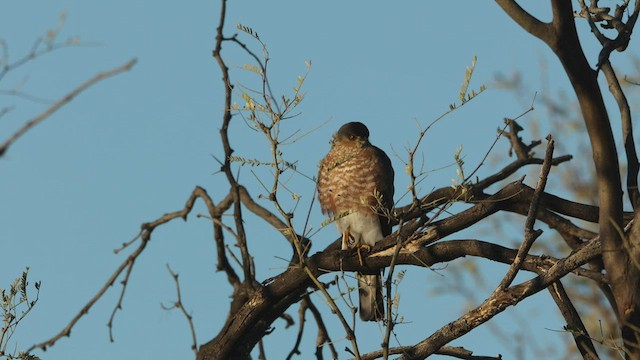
<box><xmin>0</xmin><ymin>58</ymin><xmax>137</xmax><ymax>157</ymax></box>
<box><xmin>576</xmin><ymin>1</ymin><xmax>640</xmax><ymax>211</ymax></box>
<box><xmin>361</xmin><ymin>345</ymin><xmax>501</xmax><ymax>360</ymax></box>
<box><xmin>212</xmin><ymin>0</ymin><xmax>254</xmax><ymax>285</ymax></box>
<box><xmin>396</xmin><ymin>236</ymin><xmax>601</xmax><ymax>359</ymax></box>
<box><xmin>601</xmin><ymin>61</ymin><xmax>640</xmax><ymax>209</ymax></box>
<box><xmin>29</xmin><ymin>186</ymin><xmax>225</xmax><ymax>353</ymax></box>
<box><xmin>305</xmin><ymin>295</ymin><xmax>339</xmax><ymax>360</ymax></box>
<box><xmin>409</xmin><ymin>181</ymin><xmax>599</xmax><ymax>247</ymax></box>
<box><xmin>495</xmin><ymin>0</ymin><xmax>634</xmax><ymax>353</ymax></box>
<box><xmin>396</xmin><ymin>156</ymin><xmax>627</xmax><ymax>230</ymax></box>
<box><xmin>495</xmin><ymin>0</ymin><xmax>551</xmax><ymax>42</ymax></box>
<box><xmin>202</xmin><ymin>223</ymin><xmax>603</xmax><ymax>360</ymax></box>
<box><xmin>474</xmin><ymin>154</ymin><xmax>572</xmax><ymax>191</ymax></box>
<box><xmin>238</xmin><ymin>185</ymin><xmax>312</xmax><ymax>257</ymax></box>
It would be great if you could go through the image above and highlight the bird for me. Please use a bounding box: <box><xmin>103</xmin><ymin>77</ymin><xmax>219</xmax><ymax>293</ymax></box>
<box><xmin>317</xmin><ymin>122</ymin><xmax>394</xmax><ymax>321</ymax></box>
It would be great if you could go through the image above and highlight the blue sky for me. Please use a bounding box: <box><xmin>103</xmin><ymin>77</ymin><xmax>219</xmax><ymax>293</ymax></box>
<box><xmin>1</xmin><ymin>1</ymin><xmax>637</xmax><ymax>359</ymax></box>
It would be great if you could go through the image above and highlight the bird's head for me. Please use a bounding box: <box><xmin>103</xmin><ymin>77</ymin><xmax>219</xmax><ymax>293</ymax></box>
<box><xmin>332</xmin><ymin>122</ymin><xmax>370</xmax><ymax>146</ymax></box>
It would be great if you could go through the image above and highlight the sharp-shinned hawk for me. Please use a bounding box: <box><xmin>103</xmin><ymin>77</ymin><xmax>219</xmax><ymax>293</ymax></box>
<box><xmin>317</xmin><ymin>122</ymin><xmax>394</xmax><ymax>321</ymax></box>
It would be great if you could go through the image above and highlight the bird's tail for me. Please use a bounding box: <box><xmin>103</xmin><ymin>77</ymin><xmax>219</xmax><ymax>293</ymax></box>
<box><xmin>357</xmin><ymin>273</ymin><xmax>384</xmax><ymax>321</ymax></box>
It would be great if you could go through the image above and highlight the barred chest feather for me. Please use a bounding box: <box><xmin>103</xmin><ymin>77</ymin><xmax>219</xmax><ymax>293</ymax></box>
<box><xmin>318</xmin><ymin>142</ymin><xmax>383</xmax><ymax>216</ymax></box>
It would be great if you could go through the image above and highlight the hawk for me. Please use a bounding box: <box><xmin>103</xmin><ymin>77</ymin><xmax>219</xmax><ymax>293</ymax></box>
<box><xmin>317</xmin><ymin>122</ymin><xmax>394</xmax><ymax>321</ymax></box>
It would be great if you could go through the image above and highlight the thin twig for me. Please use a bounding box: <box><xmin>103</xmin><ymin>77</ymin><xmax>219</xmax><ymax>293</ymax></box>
<box><xmin>303</xmin><ymin>266</ymin><xmax>361</xmax><ymax>359</ymax></box>
<box><xmin>107</xmin><ymin>256</ymin><xmax>136</xmax><ymax>342</ymax></box>
<box><xmin>499</xmin><ymin>135</ymin><xmax>554</xmax><ymax>289</ymax></box>
<box><xmin>212</xmin><ymin>0</ymin><xmax>254</xmax><ymax>286</ymax></box>
<box><xmin>0</xmin><ymin>89</ymin><xmax>52</xmax><ymax>104</ymax></box>
<box><xmin>382</xmin><ymin>223</ymin><xmax>404</xmax><ymax>360</ymax></box>
<box><xmin>286</xmin><ymin>296</ymin><xmax>309</xmax><ymax>360</ymax></box>
<box><xmin>28</xmin><ymin>186</ymin><xmax>224</xmax><ymax>353</ymax></box>
<box><xmin>0</xmin><ymin>58</ymin><xmax>137</xmax><ymax>157</ymax></box>
<box><xmin>162</xmin><ymin>265</ymin><xmax>199</xmax><ymax>358</ymax></box>
<box><xmin>0</xmin><ymin>25</ymin><xmax>90</xmax><ymax>83</ymax></box>
<box><xmin>28</xmin><ymin>231</ymin><xmax>150</xmax><ymax>353</ymax></box>
<box><xmin>396</xmin><ymin>234</ymin><xmax>601</xmax><ymax>359</ymax></box>
<box><xmin>464</xmin><ymin>93</ymin><xmax>537</xmax><ymax>183</ymax></box>
<box><xmin>305</xmin><ymin>295</ymin><xmax>338</xmax><ymax>359</ymax></box>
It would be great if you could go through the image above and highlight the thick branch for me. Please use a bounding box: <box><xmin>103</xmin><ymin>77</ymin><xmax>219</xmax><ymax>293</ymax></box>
<box><xmin>397</xmin><ymin>158</ymin><xmax>629</xmax><ymax>230</ymax></box>
<box><xmin>413</xmin><ymin>181</ymin><xmax>599</xmax><ymax>248</ymax></box>
<box><xmin>498</xmin><ymin>0</ymin><xmax>628</xmax><ymax>355</ymax></box>
<box><xmin>361</xmin><ymin>345</ymin><xmax>501</xmax><ymax>360</ymax></box>
<box><xmin>238</xmin><ymin>185</ymin><xmax>312</xmax><ymax>257</ymax></box>
<box><xmin>201</xmin><ymin>226</ymin><xmax>603</xmax><ymax>360</ymax></box>
<box><xmin>396</xmin><ymin>236</ymin><xmax>601</xmax><ymax>359</ymax></box>
<box><xmin>494</xmin><ymin>0</ymin><xmax>551</xmax><ymax>41</ymax></box>
<box><xmin>601</xmin><ymin>61</ymin><xmax>640</xmax><ymax>209</ymax></box>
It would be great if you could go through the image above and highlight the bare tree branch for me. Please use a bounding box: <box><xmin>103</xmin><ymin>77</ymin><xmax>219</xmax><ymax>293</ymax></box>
<box><xmin>28</xmin><ymin>186</ymin><xmax>225</xmax><ymax>353</ymax></box>
<box><xmin>396</xmin><ymin>235</ymin><xmax>601</xmax><ymax>359</ymax></box>
<box><xmin>382</xmin><ymin>223</ymin><xmax>405</xmax><ymax>360</ymax></box>
<box><xmin>162</xmin><ymin>265</ymin><xmax>199</xmax><ymax>358</ymax></box>
<box><xmin>211</xmin><ymin>0</ymin><xmax>255</xmax><ymax>287</ymax></box>
<box><xmin>496</xmin><ymin>2</ymin><xmax>640</xmax><ymax>354</ymax></box>
<box><xmin>601</xmin><ymin>61</ymin><xmax>640</xmax><ymax>210</ymax></box>
<box><xmin>499</xmin><ymin>135</ymin><xmax>554</xmax><ymax>289</ymax></box>
<box><xmin>10</xmin><ymin>1</ymin><xmax>640</xmax><ymax>359</ymax></box>
<box><xmin>0</xmin><ymin>58</ymin><xmax>137</xmax><ymax>157</ymax></box>
<box><xmin>361</xmin><ymin>345</ymin><xmax>501</xmax><ymax>360</ymax></box>
<box><xmin>28</xmin><ymin>220</ymin><xmax>149</xmax><ymax>353</ymax></box>
<box><xmin>577</xmin><ymin>0</ymin><xmax>640</xmax><ymax>210</ymax></box>
<box><xmin>548</xmin><ymin>281</ymin><xmax>600</xmax><ymax>359</ymax></box>
<box><xmin>495</xmin><ymin>0</ymin><xmax>550</xmax><ymax>41</ymax></box>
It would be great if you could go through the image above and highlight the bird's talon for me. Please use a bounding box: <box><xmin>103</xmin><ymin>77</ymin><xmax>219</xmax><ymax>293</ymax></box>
<box><xmin>357</xmin><ymin>244</ymin><xmax>371</xmax><ymax>266</ymax></box>
<box><xmin>342</xmin><ymin>231</ymin><xmax>357</xmax><ymax>249</ymax></box>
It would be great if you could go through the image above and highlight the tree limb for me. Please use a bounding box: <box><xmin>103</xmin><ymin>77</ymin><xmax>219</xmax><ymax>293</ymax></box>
<box><xmin>28</xmin><ymin>186</ymin><xmax>224</xmax><ymax>353</ymax></box>
<box><xmin>495</xmin><ymin>0</ymin><xmax>551</xmax><ymax>41</ymax></box>
<box><xmin>0</xmin><ymin>58</ymin><xmax>137</xmax><ymax>157</ymax></box>
<box><xmin>547</xmin><ymin>281</ymin><xmax>599</xmax><ymax>359</ymax></box>
<box><xmin>396</xmin><ymin>236</ymin><xmax>601</xmax><ymax>359</ymax></box>
<box><xmin>499</xmin><ymin>136</ymin><xmax>554</xmax><ymax>289</ymax></box>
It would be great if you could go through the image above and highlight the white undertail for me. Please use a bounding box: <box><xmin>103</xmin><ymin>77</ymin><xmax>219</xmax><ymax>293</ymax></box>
<box><xmin>337</xmin><ymin>212</ymin><xmax>385</xmax><ymax>321</ymax></box>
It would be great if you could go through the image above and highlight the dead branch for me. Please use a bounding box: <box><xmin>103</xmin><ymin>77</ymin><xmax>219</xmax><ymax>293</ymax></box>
<box><xmin>361</xmin><ymin>345</ymin><xmax>502</xmax><ymax>360</ymax></box>
<box><xmin>305</xmin><ymin>294</ymin><xmax>339</xmax><ymax>359</ymax></box>
<box><xmin>286</xmin><ymin>296</ymin><xmax>309</xmax><ymax>360</ymax></box>
<box><xmin>0</xmin><ymin>58</ymin><xmax>137</xmax><ymax>157</ymax></box>
<box><xmin>28</xmin><ymin>186</ymin><xmax>226</xmax><ymax>353</ymax></box>
<box><xmin>499</xmin><ymin>135</ymin><xmax>554</xmax><ymax>289</ymax></box>
<box><xmin>548</xmin><ymin>281</ymin><xmax>600</xmax><ymax>359</ymax></box>
<box><xmin>28</xmin><ymin>222</ymin><xmax>149</xmax><ymax>353</ymax></box>
<box><xmin>161</xmin><ymin>265</ymin><xmax>199</xmax><ymax>358</ymax></box>
<box><xmin>396</xmin><ymin>235</ymin><xmax>601</xmax><ymax>359</ymax></box>
<box><xmin>577</xmin><ymin>0</ymin><xmax>640</xmax><ymax>210</ymax></box>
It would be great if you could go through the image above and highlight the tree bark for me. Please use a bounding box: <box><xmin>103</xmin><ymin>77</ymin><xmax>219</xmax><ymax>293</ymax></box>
<box><xmin>496</xmin><ymin>1</ymin><xmax>636</xmax><ymax>356</ymax></box>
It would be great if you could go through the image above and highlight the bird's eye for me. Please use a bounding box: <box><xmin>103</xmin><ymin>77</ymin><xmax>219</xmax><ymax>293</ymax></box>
<box><xmin>349</xmin><ymin>135</ymin><xmax>356</xmax><ymax>140</ymax></box>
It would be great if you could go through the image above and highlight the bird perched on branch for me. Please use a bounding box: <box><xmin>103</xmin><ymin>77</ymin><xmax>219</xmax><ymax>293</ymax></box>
<box><xmin>317</xmin><ymin>122</ymin><xmax>395</xmax><ymax>321</ymax></box>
